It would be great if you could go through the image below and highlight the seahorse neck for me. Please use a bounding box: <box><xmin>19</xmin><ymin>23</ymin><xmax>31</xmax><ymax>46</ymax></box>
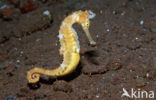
<box><xmin>65</xmin><ymin>12</ymin><xmax>80</xmax><ymax>26</ymax></box>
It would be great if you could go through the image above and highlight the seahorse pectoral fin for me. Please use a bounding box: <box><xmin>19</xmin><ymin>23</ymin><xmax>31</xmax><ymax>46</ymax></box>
<box><xmin>82</xmin><ymin>26</ymin><xmax>96</xmax><ymax>46</ymax></box>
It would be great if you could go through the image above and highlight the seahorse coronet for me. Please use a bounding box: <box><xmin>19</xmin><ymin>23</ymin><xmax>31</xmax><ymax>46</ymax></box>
<box><xmin>27</xmin><ymin>10</ymin><xmax>96</xmax><ymax>83</ymax></box>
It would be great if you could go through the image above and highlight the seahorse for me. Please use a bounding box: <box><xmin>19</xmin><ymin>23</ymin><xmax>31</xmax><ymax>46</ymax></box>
<box><xmin>27</xmin><ymin>10</ymin><xmax>96</xmax><ymax>83</ymax></box>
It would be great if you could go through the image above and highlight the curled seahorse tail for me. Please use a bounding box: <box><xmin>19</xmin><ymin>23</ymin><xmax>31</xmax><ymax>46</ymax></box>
<box><xmin>27</xmin><ymin>68</ymin><xmax>40</xmax><ymax>83</ymax></box>
<box><xmin>27</xmin><ymin>53</ymin><xmax>80</xmax><ymax>83</ymax></box>
<box><xmin>27</xmin><ymin>67</ymin><xmax>72</xmax><ymax>83</ymax></box>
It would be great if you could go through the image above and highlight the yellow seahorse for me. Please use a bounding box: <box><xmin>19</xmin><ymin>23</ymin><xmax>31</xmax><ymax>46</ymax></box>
<box><xmin>27</xmin><ymin>10</ymin><xmax>96</xmax><ymax>83</ymax></box>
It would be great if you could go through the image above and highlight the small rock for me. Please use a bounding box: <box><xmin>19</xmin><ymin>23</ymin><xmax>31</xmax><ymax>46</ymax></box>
<box><xmin>106</xmin><ymin>29</ymin><xmax>110</xmax><ymax>32</ymax></box>
<box><xmin>15</xmin><ymin>64</ymin><xmax>22</xmax><ymax>69</ymax></box>
<box><xmin>16</xmin><ymin>60</ymin><xmax>20</xmax><ymax>63</ymax></box>
<box><xmin>140</xmin><ymin>20</ymin><xmax>144</xmax><ymax>25</ymax></box>
<box><xmin>145</xmin><ymin>70</ymin><xmax>156</xmax><ymax>80</ymax></box>
<box><xmin>150</xmin><ymin>28</ymin><xmax>156</xmax><ymax>33</ymax></box>
<box><xmin>0</xmin><ymin>64</ymin><xmax>6</xmax><ymax>70</ymax></box>
<box><xmin>96</xmin><ymin>94</ymin><xmax>100</xmax><ymax>98</ymax></box>
<box><xmin>20</xmin><ymin>0</ymin><xmax>38</xmax><ymax>13</ymax></box>
<box><xmin>43</xmin><ymin>10</ymin><xmax>51</xmax><ymax>19</ymax></box>
<box><xmin>100</xmin><ymin>10</ymin><xmax>103</xmax><ymax>14</ymax></box>
<box><xmin>53</xmin><ymin>80</ymin><xmax>72</xmax><ymax>93</ymax></box>
<box><xmin>126</xmin><ymin>42</ymin><xmax>143</xmax><ymax>50</ymax></box>
<box><xmin>106</xmin><ymin>57</ymin><xmax>122</xmax><ymax>71</ymax></box>
<box><xmin>135</xmin><ymin>77</ymin><xmax>146</xmax><ymax>87</ymax></box>
<box><xmin>0</xmin><ymin>4</ymin><xmax>7</xmax><ymax>10</ymax></box>
<box><xmin>146</xmin><ymin>73</ymin><xmax>150</xmax><ymax>78</ymax></box>
<box><xmin>6</xmin><ymin>94</ymin><xmax>16</xmax><ymax>100</ymax></box>
<box><xmin>0</xmin><ymin>7</ymin><xmax>12</xmax><ymax>19</ymax></box>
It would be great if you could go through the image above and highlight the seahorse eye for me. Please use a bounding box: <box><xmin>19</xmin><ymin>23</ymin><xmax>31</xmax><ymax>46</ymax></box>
<box><xmin>85</xmin><ymin>22</ymin><xmax>89</xmax><ymax>28</ymax></box>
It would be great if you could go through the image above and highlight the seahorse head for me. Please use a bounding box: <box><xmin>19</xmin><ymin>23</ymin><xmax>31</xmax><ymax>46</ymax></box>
<box><xmin>78</xmin><ymin>10</ymin><xmax>96</xmax><ymax>29</ymax></box>
<box><xmin>77</xmin><ymin>10</ymin><xmax>96</xmax><ymax>46</ymax></box>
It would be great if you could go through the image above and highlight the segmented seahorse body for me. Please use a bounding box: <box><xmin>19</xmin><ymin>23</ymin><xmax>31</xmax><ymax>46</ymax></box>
<box><xmin>27</xmin><ymin>10</ymin><xmax>96</xmax><ymax>83</ymax></box>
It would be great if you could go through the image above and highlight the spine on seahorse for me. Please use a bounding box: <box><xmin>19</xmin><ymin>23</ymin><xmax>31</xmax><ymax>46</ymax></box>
<box><xmin>27</xmin><ymin>10</ymin><xmax>96</xmax><ymax>83</ymax></box>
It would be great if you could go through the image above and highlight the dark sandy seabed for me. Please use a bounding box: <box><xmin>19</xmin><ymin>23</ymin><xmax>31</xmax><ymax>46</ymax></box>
<box><xmin>0</xmin><ymin>0</ymin><xmax>156</xmax><ymax>100</ymax></box>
